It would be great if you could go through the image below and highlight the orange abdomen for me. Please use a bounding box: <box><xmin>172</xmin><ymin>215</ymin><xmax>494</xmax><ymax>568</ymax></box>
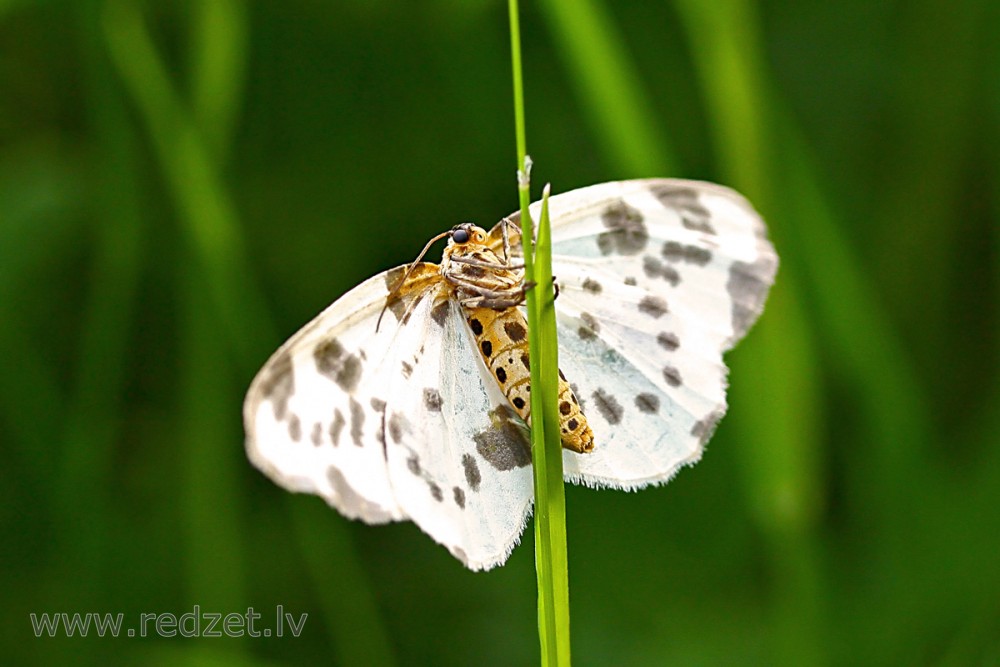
<box><xmin>464</xmin><ymin>306</ymin><xmax>594</xmax><ymax>453</ymax></box>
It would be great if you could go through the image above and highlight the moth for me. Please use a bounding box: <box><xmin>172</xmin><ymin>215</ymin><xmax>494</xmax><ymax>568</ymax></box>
<box><xmin>243</xmin><ymin>179</ymin><xmax>777</xmax><ymax>570</ymax></box>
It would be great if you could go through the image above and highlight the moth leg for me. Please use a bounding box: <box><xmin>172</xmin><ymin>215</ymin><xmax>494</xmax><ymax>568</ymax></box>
<box><xmin>502</xmin><ymin>216</ymin><xmax>515</xmax><ymax>263</ymax></box>
<box><xmin>451</xmin><ymin>255</ymin><xmax>525</xmax><ymax>271</ymax></box>
<box><xmin>458</xmin><ymin>281</ymin><xmax>535</xmax><ymax>309</ymax></box>
<box><xmin>462</xmin><ymin>295</ymin><xmax>526</xmax><ymax>309</ymax></box>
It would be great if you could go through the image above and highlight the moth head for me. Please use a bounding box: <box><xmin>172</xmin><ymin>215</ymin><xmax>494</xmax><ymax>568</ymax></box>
<box><xmin>449</xmin><ymin>223</ymin><xmax>487</xmax><ymax>246</ymax></box>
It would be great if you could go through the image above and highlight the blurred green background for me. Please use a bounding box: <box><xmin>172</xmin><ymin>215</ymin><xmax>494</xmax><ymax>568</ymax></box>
<box><xmin>2</xmin><ymin>0</ymin><xmax>998</xmax><ymax>665</ymax></box>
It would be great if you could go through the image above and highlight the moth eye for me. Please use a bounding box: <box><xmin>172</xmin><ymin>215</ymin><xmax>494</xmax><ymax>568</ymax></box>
<box><xmin>452</xmin><ymin>229</ymin><xmax>470</xmax><ymax>243</ymax></box>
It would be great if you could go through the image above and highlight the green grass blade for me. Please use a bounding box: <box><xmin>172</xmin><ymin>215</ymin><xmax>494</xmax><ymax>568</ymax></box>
<box><xmin>509</xmin><ymin>1</ymin><xmax>571</xmax><ymax>663</ymax></box>
<box><xmin>531</xmin><ymin>187</ymin><xmax>572</xmax><ymax>665</ymax></box>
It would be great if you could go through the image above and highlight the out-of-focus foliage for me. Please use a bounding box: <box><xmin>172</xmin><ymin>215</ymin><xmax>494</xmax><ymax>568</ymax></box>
<box><xmin>1</xmin><ymin>1</ymin><xmax>997</xmax><ymax>665</ymax></box>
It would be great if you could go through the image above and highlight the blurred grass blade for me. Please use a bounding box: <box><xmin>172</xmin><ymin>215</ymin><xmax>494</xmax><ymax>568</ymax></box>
<box><xmin>189</xmin><ymin>0</ymin><xmax>248</xmax><ymax>161</ymax></box>
<box><xmin>538</xmin><ymin>0</ymin><xmax>677</xmax><ymax>176</ymax></box>
<box><xmin>290</xmin><ymin>499</ymin><xmax>397</xmax><ymax>667</ymax></box>
<box><xmin>672</xmin><ymin>0</ymin><xmax>828</xmax><ymax>662</ymax></box>
<box><xmin>178</xmin><ymin>266</ymin><xmax>248</xmax><ymax>618</ymax></box>
<box><xmin>102</xmin><ymin>0</ymin><xmax>273</xmax><ymax>369</ymax></box>
<box><xmin>775</xmin><ymin>119</ymin><xmax>932</xmax><ymax>489</ymax></box>
<box><xmin>670</xmin><ymin>0</ymin><xmax>768</xmax><ymax>195</ymax></box>
<box><xmin>103</xmin><ymin>2</ymin><xmax>392</xmax><ymax>660</ymax></box>
<box><xmin>48</xmin><ymin>4</ymin><xmax>149</xmax><ymax>636</ymax></box>
<box><xmin>181</xmin><ymin>1</ymin><xmax>251</xmax><ymax>617</ymax></box>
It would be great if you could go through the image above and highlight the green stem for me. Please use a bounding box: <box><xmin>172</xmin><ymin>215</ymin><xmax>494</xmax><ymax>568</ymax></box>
<box><xmin>509</xmin><ymin>1</ymin><xmax>571</xmax><ymax>664</ymax></box>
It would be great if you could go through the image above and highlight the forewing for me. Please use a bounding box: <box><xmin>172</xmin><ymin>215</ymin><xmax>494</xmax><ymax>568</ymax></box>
<box><xmin>243</xmin><ymin>263</ymin><xmax>442</xmax><ymax>523</ymax></box>
<box><xmin>244</xmin><ymin>262</ymin><xmax>534</xmax><ymax>569</ymax></box>
<box><xmin>497</xmin><ymin>179</ymin><xmax>777</xmax><ymax>488</ymax></box>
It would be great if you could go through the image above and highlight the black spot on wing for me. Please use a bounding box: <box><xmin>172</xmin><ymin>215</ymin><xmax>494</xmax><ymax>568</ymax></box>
<box><xmin>370</xmin><ymin>397</ymin><xmax>387</xmax><ymax>445</ymax></box>
<box><xmin>314</xmin><ymin>337</ymin><xmax>362</xmax><ymax>393</ymax></box>
<box><xmin>657</xmin><ymin>332</ymin><xmax>680</xmax><ymax>351</ymax></box>
<box><xmin>480</xmin><ymin>340</ymin><xmax>493</xmax><ymax>357</ymax></box>
<box><xmin>474</xmin><ymin>405</ymin><xmax>531</xmax><ymax>471</ymax></box>
<box><xmin>582</xmin><ymin>278</ymin><xmax>603</xmax><ymax>294</ymax></box>
<box><xmin>288</xmin><ymin>415</ymin><xmax>302</xmax><ymax>442</ymax></box>
<box><xmin>691</xmin><ymin>409</ymin><xmax>726</xmax><ymax>446</ymax></box>
<box><xmin>635</xmin><ymin>393</ymin><xmax>660</xmax><ymax>413</ymax></box>
<box><xmin>638</xmin><ymin>295</ymin><xmax>668</xmax><ymax>318</ymax></box>
<box><xmin>423</xmin><ymin>388</ymin><xmax>443</xmax><ymax>412</ymax></box>
<box><xmin>577</xmin><ymin>312</ymin><xmax>600</xmax><ymax>340</ymax></box>
<box><xmin>462</xmin><ymin>453</ymin><xmax>482</xmax><ymax>491</ymax></box>
<box><xmin>428</xmin><ymin>481</ymin><xmax>443</xmax><ymax>502</ymax></box>
<box><xmin>649</xmin><ymin>183</ymin><xmax>716</xmax><ymax>234</ymax></box>
<box><xmin>662</xmin><ymin>241</ymin><xmax>712</xmax><ymax>266</ymax></box>
<box><xmin>349</xmin><ymin>398</ymin><xmax>365</xmax><ymax>446</ymax></box>
<box><xmin>642</xmin><ymin>256</ymin><xmax>681</xmax><ymax>286</ymax></box>
<box><xmin>727</xmin><ymin>255</ymin><xmax>777</xmax><ymax>340</ymax></box>
<box><xmin>388</xmin><ymin>412</ymin><xmax>410</xmax><ymax>444</ymax></box>
<box><xmin>330</xmin><ymin>409</ymin><xmax>345</xmax><ymax>446</ymax></box>
<box><xmin>311</xmin><ymin>422</ymin><xmax>323</xmax><ymax>446</ymax></box>
<box><xmin>597</xmin><ymin>200</ymin><xmax>648</xmax><ymax>255</ymax></box>
<box><xmin>384</xmin><ymin>266</ymin><xmax>406</xmax><ymax>289</ymax></box>
<box><xmin>662</xmin><ymin>365</ymin><xmax>682</xmax><ymax>387</ymax></box>
<box><xmin>453</xmin><ymin>486</ymin><xmax>466</xmax><ymax>509</ymax></box>
<box><xmin>382</xmin><ymin>268</ymin><xmax>407</xmax><ymax>322</ymax></box>
<box><xmin>260</xmin><ymin>352</ymin><xmax>294</xmax><ymax>421</ymax></box>
<box><xmin>468</xmin><ymin>317</ymin><xmax>484</xmax><ymax>336</ymax></box>
<box><xmin>592</xmin><ymin>389</ymin><xmax>623</xmax><ymax>425</ymax></box>
<box><xmin>407</xmin><ymin>455</ymin><xmax>421</xmax><ymax>475</ymax></box>
<box><xmin>401</xmin><ymin>360</ymin><xmax>413</xmax><ymax>378</ymax></box>
<box><xmin>431</xmin><ymin>299</ymin><xmax>450</xmax><ymax>327</ymax></box>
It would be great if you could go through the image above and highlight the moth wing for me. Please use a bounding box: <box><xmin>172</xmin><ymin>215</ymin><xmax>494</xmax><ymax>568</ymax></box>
<box><xmin>495</xmin><ymin>179</ymin><xmax>777</xmax><ymax>488</ymax></box>
<box><xmin>243</xmin><ymin>263</ymin><xmax>440</xmax><ymax>523</ymax></box>
<box><xmin>244</xmin><ymin>262</ymin><xmax>534</xmax><ymax>569</ymax></box>
<box><xmin>381</xmin><ymin>296</ymin><xmax>534</xmax><ymax>570</ymax></box>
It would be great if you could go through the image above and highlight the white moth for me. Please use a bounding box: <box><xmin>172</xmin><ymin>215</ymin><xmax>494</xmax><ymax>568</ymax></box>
<box><xmin>243</xmin><ymin>179</ymin><xmax>777</xmax><ymax>570</ymax></box>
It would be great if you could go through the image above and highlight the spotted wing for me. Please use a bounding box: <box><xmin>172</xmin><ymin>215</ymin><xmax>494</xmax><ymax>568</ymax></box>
<box><xmin>500</xmin><ymin>178</ymin><xmax>777</xmax><ymax>489</ymax></box>
<box><xmin>380</xmin><ymin>296</ymin><xmax>534</xmax><ymax>570</ymax></box>
<box><xmin>243</xmin><ymin>263</ymin><xmax>534</xmax><ymax>570</ymax></box>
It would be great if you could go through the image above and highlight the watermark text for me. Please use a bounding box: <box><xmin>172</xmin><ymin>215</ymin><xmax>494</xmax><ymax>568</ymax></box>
<box><xmin>29</xmin><ymin>605</ymin><xmax>307</xmax><ymax>639</ymax></box>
